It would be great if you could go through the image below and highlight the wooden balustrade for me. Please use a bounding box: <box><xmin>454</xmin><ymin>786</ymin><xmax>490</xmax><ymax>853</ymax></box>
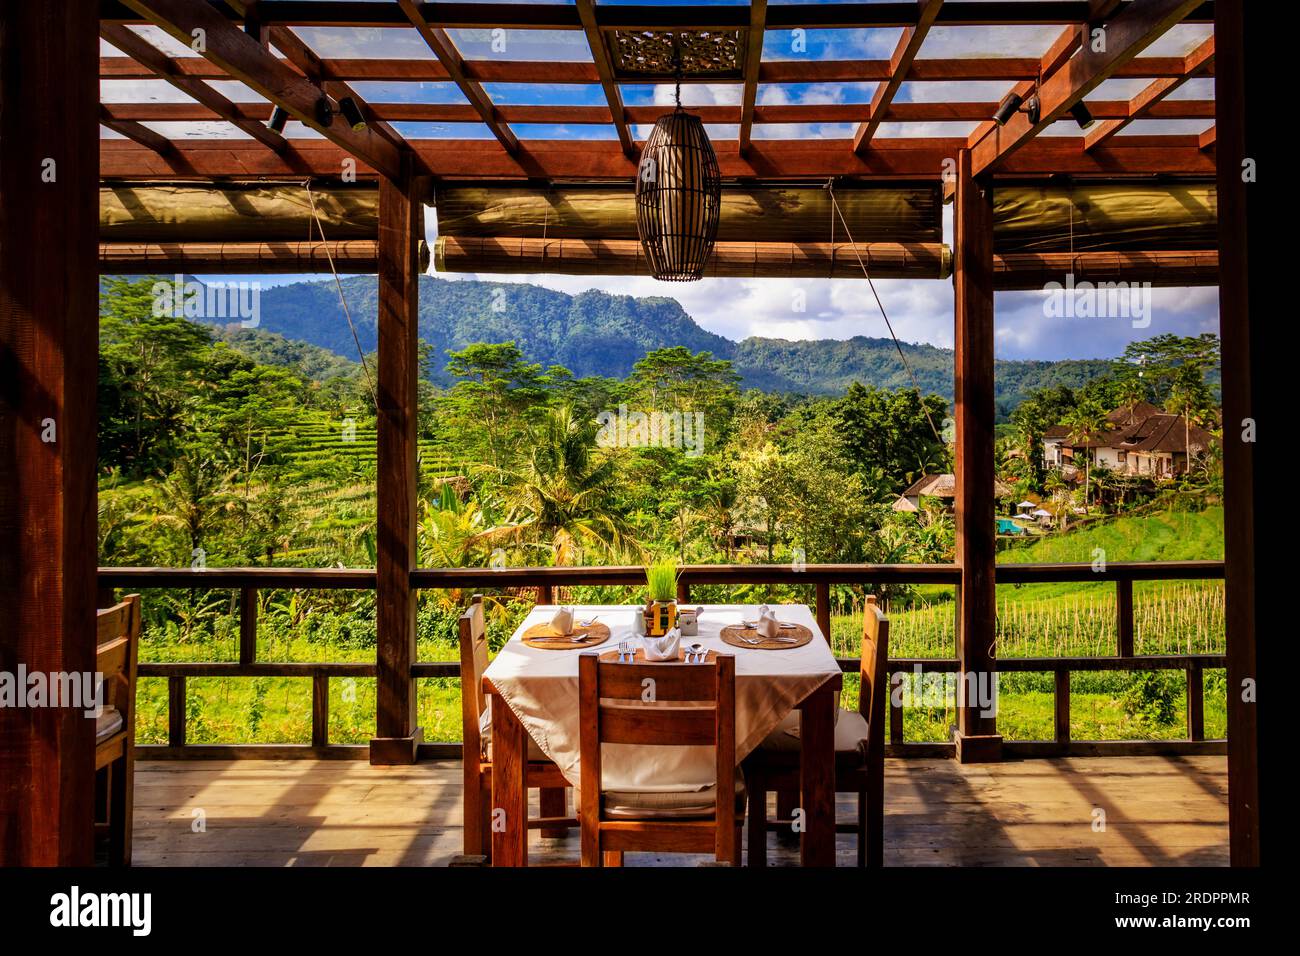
<box><xmin>98</xmin><ymin>561</ymin><xmax>1226</xmax><ymax>759</ymax></box>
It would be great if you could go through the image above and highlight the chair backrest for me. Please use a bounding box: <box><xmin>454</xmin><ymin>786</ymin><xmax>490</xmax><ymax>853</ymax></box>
<box><xmin>458</xmin><ymin>594</ymin><xmax>489</xmax><ymax>763</ymax></box>
<box><xmin>858</xmin><ymin>595</ymin><xmax>890</xmax><ymax>763</ymax></box>
<box><xmin>96</xmin><ymin>594</ymin><xmax>141</xmax><ymax>729</ymax></box>
<box><xmin>578</xmin><ymin>653</ymin><xmax>736</xmax><ymax>829</ymax></box>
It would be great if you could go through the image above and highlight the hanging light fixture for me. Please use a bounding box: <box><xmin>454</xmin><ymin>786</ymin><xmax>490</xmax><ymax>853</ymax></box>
<box><xmin>635</xmin><ymin>47</ymin><xmax>722</xmax><ymax>282</ymax></box>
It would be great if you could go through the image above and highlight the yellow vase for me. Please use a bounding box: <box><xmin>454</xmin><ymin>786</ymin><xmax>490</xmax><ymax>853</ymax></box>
<box><xmin>644</xmin><ymin>600</ymin><xmax>678</xmax><ymax>637</ymax></box>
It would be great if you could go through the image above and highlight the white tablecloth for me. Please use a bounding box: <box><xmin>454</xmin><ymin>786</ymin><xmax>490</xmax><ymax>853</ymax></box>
<box><xmin>482</xmin><ymin>604</ymin><xmax>840</xmax><ymax>793</ymax></box>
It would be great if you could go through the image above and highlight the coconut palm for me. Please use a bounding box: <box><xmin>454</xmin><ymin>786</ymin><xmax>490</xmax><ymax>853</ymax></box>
<box><xmin>486</xmin><ymin>406</ymin><xmax>638</xmax><ymax>565</ymax></box>
<box><xmin>1063</xmin><ymin>402</ymin><xmax>1108</xmax><ymax>513</ymax></box>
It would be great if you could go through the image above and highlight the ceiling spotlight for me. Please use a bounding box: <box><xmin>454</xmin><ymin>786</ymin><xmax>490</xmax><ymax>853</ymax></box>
<box><xmin>1070</xmin><ymin>101</ymin><xmax>1095</xmax><ymax>130</ymax></box>
<box><xmin>992</xmin><ymin>92</ymin><xmax>1022</xmax><ymax>126</ymax></box>
<box><xmin>314</xmin><ymin>96</ymin><xmax>334</xmax><ymax>128</ymax></box>
<box><xmin>337</xmin><ymin>97</ymin><xmax>367</xmax><ymax>132</ymax></box>
<box><xmin>1024</xmin><ymin>94</ymin><xmax>1041</xmax><ymax>125</ymax></box>
<box><xmin>268</xmin><ymin>105</ymin><xmax>289</xmax><ymax>133</ymax></box>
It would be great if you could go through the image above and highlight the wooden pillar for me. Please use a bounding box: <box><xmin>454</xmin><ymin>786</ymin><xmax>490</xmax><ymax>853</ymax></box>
<box><xmin>370</xmin><ymin>160</ymin><xmax>424</xmax><ymax>765</ymax></box>
<box><xmin>0</xmin><ymin>0</ymin><xmax>100</xmax><ymax>865</ymax></box>
<box><xmin>952</xmin><ymin>148</ymin><xmax>1002</xmax><ymax>762</ymax></box>
<box><xmin>1215</xmin><ymin>0</ymin><xmax>1262</xmax><ymax>867</ymax></box>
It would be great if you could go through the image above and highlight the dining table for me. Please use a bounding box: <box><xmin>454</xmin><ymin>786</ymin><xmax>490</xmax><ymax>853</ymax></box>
<box><xmin>481</xmin><ymin>602</ymin><xmax>844</xmax><ymax>866</ymax></box>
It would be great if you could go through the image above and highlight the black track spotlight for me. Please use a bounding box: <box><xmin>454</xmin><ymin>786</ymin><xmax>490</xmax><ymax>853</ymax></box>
<box><xmin>314</xmin><ymin>96</ymin><xmax>335</xmax><ymax>128</ymax></box>
<box><xmin>338</xmin><ymin>97</ymin><xmax>367</xmax><ymax>132</ymax></box>
<box><xmin>992</xmin><ymin>92</ymin><xmax>1022</xmax><ymax>126</ymax></box>
<box><xmin>1024</xmin><ymin>93</ymin><xmax>1041</xmax><ymax>125</ymax></box>
<box><xmin>1070</xmin><ymin>101</ymin><xmax>1095</xmax><ymax>130</ymax></box>
<box><xmin>268</xmin><ymin>105</ymin><xmax>290</xmax><ymax>134</ymax></box>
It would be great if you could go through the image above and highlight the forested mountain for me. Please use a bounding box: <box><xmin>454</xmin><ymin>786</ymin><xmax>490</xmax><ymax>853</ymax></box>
<box><xmin>204</xmin><ymin>275</ymin><xmax>1114</xmax><ymax>409</ymax></box>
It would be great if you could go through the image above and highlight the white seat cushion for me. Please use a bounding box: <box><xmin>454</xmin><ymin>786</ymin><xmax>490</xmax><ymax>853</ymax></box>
<box><xmin>603</xmin><ymin>769</ymin><xmax>746</xmax><ymax>820</ymax></box>
<box><xmin>95</xmin><ymin>706</ymin><xmax>124</xmax><ymax>742</ymax></box>
<box><xmin>479</xmin><ymin>710</ymin><xmax>548</xmax><ymax>763</ymax></box>
<box><xmin>756</xmin><ymin>709</ymin><xmax>869</xmax><ymax>760</ymax></box>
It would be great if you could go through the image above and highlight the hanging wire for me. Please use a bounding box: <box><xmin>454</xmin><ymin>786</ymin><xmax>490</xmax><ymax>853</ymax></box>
<box><xmin>305</xmin><ymin>182</ymin><xmax>377</xmax><ymax>407</ymax></box>
<box><xmin>826</xmin><ymin>180</ymin><xmax>945</xmax><ymax>445</ymax></box>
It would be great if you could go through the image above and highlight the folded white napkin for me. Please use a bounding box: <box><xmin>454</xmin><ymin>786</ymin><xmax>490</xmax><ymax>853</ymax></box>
<box><xmin>641</xmin><ymin>628</ymin><xmax>681</xmax><ymax>662</ymax></box>
<box><xmin>756</xmin><ymin>604</ymin><xmax>781</xmax><ymax>639</ymax></box>
<box><xmin>550</xmin><ymin>606</ymin><xmax>574</xmax><ymax>635</ymax></box>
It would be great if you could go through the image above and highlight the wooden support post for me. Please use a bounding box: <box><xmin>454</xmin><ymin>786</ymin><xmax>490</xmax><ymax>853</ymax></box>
<box><xmin>952</xmin><ymin>148</ymin><xmax>1002</xmax><ymax>763</ymax></box>
<box><xmin>1055</xmin><ymin>670</ymin><xmax>1071</xmax><ymax>744</ymax></box>
<box><xmin>677</xmin><ymin>580</ymin><xmax>690</xmax><ymax>603</ymax></box>
<box><xmin>371</xmin><ymin>160</ymin><xmax>424</xmax><ymax>765</ymax></box>
<box><xmin>1215</xmin><ymin>0</ymin><xmax>1262</xmax><ymax>867</ymax></box>
<box><xmin>0</xmin><ymin>0</ymin><xmax>100</xmax><ymax>866</ymax></box>
<box><xmin>168</xmin><ymin>677</ymin><xmax>187</xmax><ymax>747</ymax></box>
<box><xmin>815</xmin><ymin>581</ymin><xmax>831</xmax><ymax>645</ymax></box>
<box><xmin>537</xmin><ymin>584</ymin><xmax>553</xmax><ymax>605</ymax></box>
<box><xmin>1186</xmin><ymin>665</ymin><xmax>1204</xmax><ymax>742</ymax></box>
<box><xmin>889</xmin><ymin>672</ymin><xmax>905</xmax><ymax>745</ymax></box>
<box><xmin>312</xmin><ymin>674</ymin><xmax>329</xmax><ymax>748</ymax></box>
<box><xmin>240</xmin><ymin>586</ymin><xmax>258</xmax><ymax>665</ymax></box>
<box><xmin>1116</xmin><ymin>578</ymin><xmax>1135</xmax><ymax>656</ymax></box>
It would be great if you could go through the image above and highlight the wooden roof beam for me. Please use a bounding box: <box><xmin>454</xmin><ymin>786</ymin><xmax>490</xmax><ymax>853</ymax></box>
<box><xmin>739</xmin><ymin>0</ymin><xmax>768</xmax><ymax>154</ymax></box>
<box><xmin>100</xmin><ymin>55</ymin><xmax>1209</xmax><ymax>83</ymax></box>
<box><xmin>967</xmin><ymin>0</ymin><xmax>1205</xmax><ymax>177</ymax></box>
<box><xmin>100</xmin><ymin>2</ymin><xmax>1219</xmax><ymax>30</ymax></box>
<box><xmin>398</xmin><ymin>0</ymin><xmax>520</xmax><ymax>154</ymax></box>
<box><xmin>99</xmin><ymin>104</ymin><xmax>176</xmax><ymax>155</ymax></box>
<box><xmin>576</xmin><ymin>0</ymin><xmax>635</xmax><ymax>158</ymax></box>
<box><xmin>853</xmin><ymin>0</ymin><xmax>944</xmax><ymax>154</ymax></box>
<box><xmin>100</xmin><ymin>21</ymin><xmax>288</xmax><ymax>152</ymax></box>
<box><xmin>1084</xmin><ymin>33</ymin><xmax>1213</xmax><ymax>150</ymax></box>
<box><xmin>118</xmin><ymin>0</ymin><xmax>403</xmax><ymax>180</ymax></box>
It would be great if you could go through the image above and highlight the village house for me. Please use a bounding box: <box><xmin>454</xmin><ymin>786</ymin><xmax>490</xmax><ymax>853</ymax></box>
<box><xmin>893</xmin><ymin>474</ymin><xmax>1013</xmax><ymax>513</ymax></box>
<box><xmin>1043</xmin><ymin>401</ymin><xmax>1215</xmax><ymax>480</ymax></box>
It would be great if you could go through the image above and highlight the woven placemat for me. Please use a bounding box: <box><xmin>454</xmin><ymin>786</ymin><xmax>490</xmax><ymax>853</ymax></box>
<box><xmin>521</xmin><ymin>621</ymin><xmax>611</xmax><ymax>650</ymax></box>
<box><xmin>719</xmin><ymin>622</ymin><xmax>814</xmax><ymax>650</ymax></box>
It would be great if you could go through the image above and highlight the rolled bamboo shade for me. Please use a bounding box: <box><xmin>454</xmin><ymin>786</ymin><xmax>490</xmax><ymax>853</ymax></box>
<box><xmin>993</xmin><ymin>184</ymin><xmax>1217</xmax><ymax>253</ymax></box>
<box><xmin>634</xmin><ymin>111</ymin><xmax>722</xmax><ymax>280</ymax></box>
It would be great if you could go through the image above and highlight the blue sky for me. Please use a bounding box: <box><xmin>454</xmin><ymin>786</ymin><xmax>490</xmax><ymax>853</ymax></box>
<box><xmin>102</xmin><ymin>8</ymin><xmax>1219</xmax><ymax>360</ymax></box>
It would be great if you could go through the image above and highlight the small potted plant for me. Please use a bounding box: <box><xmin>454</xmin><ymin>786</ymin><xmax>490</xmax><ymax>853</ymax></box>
<box><xmin>643</xmin><ymin>558</ymin><xmax>680</xmax><ymax>637</ymax></box>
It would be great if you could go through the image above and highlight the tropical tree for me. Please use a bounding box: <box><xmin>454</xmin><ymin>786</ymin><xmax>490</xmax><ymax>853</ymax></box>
<box><xmin>487</xmin><ymin>406</ymin><xmax>637</xmax><ymax>564</ymax></box>
<box><xmin>1063</xmin><ymin>401</ymin><xmax>1109</xmax><ymax>513</ymax></box>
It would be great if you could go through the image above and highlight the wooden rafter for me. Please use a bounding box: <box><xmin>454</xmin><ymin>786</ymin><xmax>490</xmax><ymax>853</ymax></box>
<box><xmin>576</xmin><ymin>0</ymin><xmax>635</xmax><ymax>157</ymax></box>
<box><xmin>100</xmin><ymin>2</ymin><xmax>1219</xmax><ymax>30</ymax></box>
<box><xmin>967</xmin><ymin>0</ymin><xmax>1204</xmax><ymax>176</ymax></box>
<box><xmin>118</xmin><ymin>0</ymin><xmax>403</xmax><ymax>180</ymax></box>
<box><xmin>99</xmin><ymin>103</ymin><xmax>175</xmax><ymax>154</ymax></box>
<box><xmin>98</xmin><ymin>98</ymin><xmax>1216</xmax><ymax>126</ymax></box>
<box><xmin>100</xmin><ymin>135</ymin><xmax>1219</xmax><ymax>181</ymax></box>
<box><xmin>739</xmin><ymin>0</ymin><xmax>767</xmax><ymax>153</ymax></box>
<box><xmin>397</xmin><ymin>0</ymin><xmax>519</xmax><ymax>154</ymax></box>
<box><xmin>100</xmin><ymin>54</ymin><xmax>1211</xmax><ymax>84</ymax></box>
<box><xmin>1084</xmin><ymin>34</ymin><xmax>1213</xmax><ymax>149</ymax></box>
<box><xmin>853</xmin><ymin>0</ymin><xmax>943</xmax><ymax>155</ymax></box>
<box><xmin>100</xmin><ymin>22</ymin><xmax>288</xmax><ymax>151</ymax></box>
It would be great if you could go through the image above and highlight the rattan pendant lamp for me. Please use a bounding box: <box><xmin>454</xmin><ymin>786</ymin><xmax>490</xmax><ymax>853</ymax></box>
<box><xmin>635</xmin><ymin>50</ymin><xmax>722</xmax><ymax>281</ymax></box>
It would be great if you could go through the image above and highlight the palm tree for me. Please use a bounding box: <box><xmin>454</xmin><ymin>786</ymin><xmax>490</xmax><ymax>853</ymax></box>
<box><xmin>1114</xmin><ymin>376</ymin><xmax>1147</xmax><ymax>426</ymax></box>
<box><xmin>1063</xmin><ymin>403</ymin><xmax>1108</xmax><ymax>513</ymax></box>
<box><xmin>487</xmin><ymin>406</ymin><xmax>638</xmax><ymax>565</ymax></box>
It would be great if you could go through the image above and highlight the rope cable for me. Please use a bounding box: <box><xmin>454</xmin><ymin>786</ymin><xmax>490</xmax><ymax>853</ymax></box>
<box><xmin>826</xmin><ymin>181</ymin><xmax>944</xmax><ymax>445</ymax></box>
<box><xmin>305</xmin><ymin>182</ymin><xmax>377</xmax><ymax>408</ymax></box>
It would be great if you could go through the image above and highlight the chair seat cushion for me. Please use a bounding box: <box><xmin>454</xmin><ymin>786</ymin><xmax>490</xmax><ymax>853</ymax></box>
<box><xmin>603</xmin><ymin>769</ymin><xmax>746</xmax><ymax>820</ymax></box>
<box><xmin>755</xmin><ymin>709</ymin><xmax>869</xmax><ymax>764</ymax></box>
<box><xmin>480</xmin><ymin>711</ymin><xmax>548</xmax><ymax>763</ymax></box>
<box><xmin>96</xmin><ymin>706</ymin><xmax>124</xmax><ymax>743</ymax></box>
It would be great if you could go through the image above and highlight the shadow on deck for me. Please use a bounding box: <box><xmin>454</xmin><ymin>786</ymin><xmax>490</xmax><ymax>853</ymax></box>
<box><xmin>130</xmin><ymin>755</ymin><xmax>1228</xmax><ymax>867</ymax></box>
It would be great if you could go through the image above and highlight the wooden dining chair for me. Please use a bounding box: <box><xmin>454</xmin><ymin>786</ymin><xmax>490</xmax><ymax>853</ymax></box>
<box><xmin>744</xmin><ymin>594</ymin><xmax>889</xmax><ymax>867</ymax></box>
<box><xmin>578</xmin><ymin>651</ymin><xmax>744</xmax><ymax>866</ymax></box>
<box><xmin>459</xmin><ymin>594</ymin><xmax>575</xmax><ymax>862</ymax></box>
<box><xmin>95</xmin><ymin>594</ymin><xmax>141</xmax><ymax>867</ymax></box>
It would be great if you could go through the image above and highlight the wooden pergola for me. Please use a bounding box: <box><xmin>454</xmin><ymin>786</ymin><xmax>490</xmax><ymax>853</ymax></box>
<box><xmin>0</xmin><ymin>1</ymin><xmax>1261</xmax><ymax>867</ymax></box>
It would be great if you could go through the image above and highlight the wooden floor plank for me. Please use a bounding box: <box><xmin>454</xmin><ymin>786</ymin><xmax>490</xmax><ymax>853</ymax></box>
<box><xmin>130</xmin><ymin>756</ymin><xmax>1228</xmax><ymax>867</ymax></box>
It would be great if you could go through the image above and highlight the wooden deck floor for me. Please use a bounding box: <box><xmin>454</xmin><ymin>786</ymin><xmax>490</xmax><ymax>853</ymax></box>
<box><xmin>131</xmin><ymin>755</ymin><xmax>1229</xmax><ymax>867</ymax></box>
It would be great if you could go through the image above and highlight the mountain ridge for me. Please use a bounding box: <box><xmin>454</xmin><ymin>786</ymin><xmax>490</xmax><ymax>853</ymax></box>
<box><xmin>208</xmin><ymin>275</ymin><xmax>1115</xmax><ymax>413</ymax></box>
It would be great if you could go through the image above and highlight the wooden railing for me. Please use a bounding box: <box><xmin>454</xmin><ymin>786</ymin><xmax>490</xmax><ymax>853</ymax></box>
<box><xmin>97</xmin><ymin>560</ymin><xmax>1226</xmax><ymax>759</ymax></box>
